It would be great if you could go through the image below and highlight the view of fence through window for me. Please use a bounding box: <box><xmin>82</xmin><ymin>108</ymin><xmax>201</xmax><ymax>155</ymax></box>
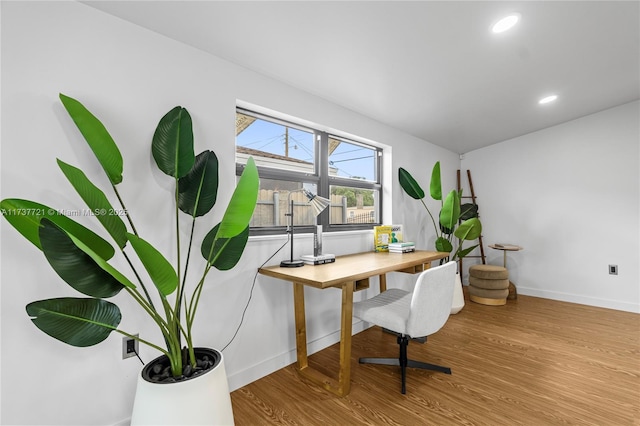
<box><xmin>236</xmin><ymin>110</ymin><xmax>380</xmax><ymax>229</ymax></box>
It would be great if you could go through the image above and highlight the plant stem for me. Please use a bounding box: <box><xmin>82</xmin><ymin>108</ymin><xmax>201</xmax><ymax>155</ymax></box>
<box><xmin>112</xmin><ymin>184</ymin><xmax>138</xmax><ymax>236</ymax></box>
<box><xmin>122</xmin><ymin>250</ymin><xmax>156</xmax><ymax>310</ymax></box>
<box><xmin>124</xmin><ymin>287</ymin><xmax>171</xmax><ymax>334</ymax></box>
<box><xmin>113</xmin><ymin>181</ymin><xmax>184</xmax><ymax>364</ymax></box>
<box><xmin>174</xmin><ymin>217</ymin><xmax>196</xmax><ymax>338</ymax></box>
<box><xmin>184</xmin><ymin>236</ymin><xmax>232</xmax><ymax>358</ymax></box>
<box><xmin>185</xmin><ymin>264</ymin><xmax>212</xmax><ymax>358</ymax></box>
<box><xmin>186</xmin><ymin>269</ymin><xmax>209</xmax><ymax>328</ymax></box>
<box><xmin>174</xmin><ymin>181</ymin><xmax>182</xmax><ymax>348</ymax></box>
<box><xmin>420</xmin><ymin>198</ymin><xmax>440</xmax><ymax>239</ymax></box>
<box><xmin>109</xmin><ymin>183</ymin><xmax>158</xmax><ymax>308</ymax></box>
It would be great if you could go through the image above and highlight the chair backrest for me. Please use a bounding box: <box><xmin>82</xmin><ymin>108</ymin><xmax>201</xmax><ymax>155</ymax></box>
<box><xmin>405</xmin><ymin>261</ymin><xmax>457</xmax><ymax>338</ymax></box>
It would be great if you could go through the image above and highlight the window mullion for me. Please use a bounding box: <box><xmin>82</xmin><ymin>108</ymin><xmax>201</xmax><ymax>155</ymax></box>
<box><xmin>318</xmin><ymin>132</ymin><xmax>329</xmax><ymax>230</ymax></box>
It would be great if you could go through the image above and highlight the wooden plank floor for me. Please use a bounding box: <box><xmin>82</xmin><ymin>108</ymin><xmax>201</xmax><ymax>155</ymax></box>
<box><xmin>231</xmin><ymin>294</ymin><xmax>640</xmax><ymax>425</ymax></box>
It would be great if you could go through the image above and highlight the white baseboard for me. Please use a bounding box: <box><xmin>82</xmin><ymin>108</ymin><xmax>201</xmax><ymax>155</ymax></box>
<box><xmin>518</xmin><ymin>286</ymin><xmax>640</xmax><ymax>313</ymax></box>
<box><xmin>227</xmin><ymin>319</ymin><xmax>371</xmax><ymax>391</ymax></box>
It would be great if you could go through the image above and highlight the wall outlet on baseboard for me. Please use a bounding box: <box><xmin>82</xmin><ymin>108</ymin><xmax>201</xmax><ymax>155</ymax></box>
<box><xmin>608</xmin><ymin>264</ymin><xmax>618</xmax><ymax>275</ymax></box>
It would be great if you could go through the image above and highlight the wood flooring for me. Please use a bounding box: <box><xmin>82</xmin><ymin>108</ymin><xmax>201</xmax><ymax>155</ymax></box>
<box><xmin>231</xmin><ymin>294</ymin><xmax>640</xmax><ymax>425</ymax></box>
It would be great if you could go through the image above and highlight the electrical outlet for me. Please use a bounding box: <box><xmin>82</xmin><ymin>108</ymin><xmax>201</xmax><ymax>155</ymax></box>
<box><xmin>122</xmin><ymin>334</ymin><xmax>139</xmax><ymax>359</ymax></box>
<box><xmin>609</xmin><ymin>264</ymin><xmax>618</xmax><ymax>275</ymax></box>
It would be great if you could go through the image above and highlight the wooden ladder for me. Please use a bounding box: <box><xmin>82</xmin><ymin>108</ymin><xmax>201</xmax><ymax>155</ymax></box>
<box><xmin>457</xmin><ymin>170</ymin><xmax>486</xmax><ymax>280</ymax></box>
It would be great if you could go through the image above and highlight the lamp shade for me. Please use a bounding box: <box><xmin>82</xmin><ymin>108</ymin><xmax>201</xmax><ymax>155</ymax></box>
<box><xmin>303</xmin><ymin>189</ymin><xmax>331</xmax><ymax>216</ymax></box>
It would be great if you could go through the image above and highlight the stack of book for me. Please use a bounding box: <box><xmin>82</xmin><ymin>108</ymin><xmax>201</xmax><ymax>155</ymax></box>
<box><xmin>300</xmin><ymin>254</ymin><xmax>336</xmax><ymax>265</ymax></box>
<box><xmin>373</xmin><ymin>224</ymin><xmax>404</xmax><ymax>252</ymax></box>
<box><xmin>388</xmin><ymin>242</ymin><xmax>415</xmax><ymax>253</ymax></box>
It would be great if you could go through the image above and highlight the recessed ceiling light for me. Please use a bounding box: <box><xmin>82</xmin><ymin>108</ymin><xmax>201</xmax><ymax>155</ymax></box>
<box><xmin>539</xmin><ymin>95</ymin><xmax>558</xmax><ymax>104</ymax></box>
<box><xmin>491</xmin><ymin>14</ymin><xmax>520</xmax><ymax>33</ymax></box>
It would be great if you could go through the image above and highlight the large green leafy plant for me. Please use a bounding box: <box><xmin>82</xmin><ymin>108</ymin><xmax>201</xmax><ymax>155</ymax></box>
<box><xmin>399</xmin><ymin>161</ymin><xmax>482</xmax><ymax>261</ymax></box>
<box><xmin>1</xmin><ymin>94</ymin><xmax>259</xmax><ymax>378</ymax></box>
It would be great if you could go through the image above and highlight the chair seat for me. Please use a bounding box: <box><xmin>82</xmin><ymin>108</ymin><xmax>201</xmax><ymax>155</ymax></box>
<box><xmin>353</xmin><ymin>288</ymin><xmax>411</xmax><ymax>336</ymax></box>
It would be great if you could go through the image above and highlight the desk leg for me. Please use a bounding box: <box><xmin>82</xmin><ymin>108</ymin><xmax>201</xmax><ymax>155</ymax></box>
<box><xmin>337</xmin><ymin>281</ymin><xmax>354</xmax><ymax>396</ymax></box>
<box><xmin>379</xmin><ymin>273</ymin><xmax>387</xmax><ymax>293</ymax></box>
<box><xmin>292</xmin><ymin>281</ymin><xmax>354</xmax><ymax>397</ymax></box>
<box><xmin>293</xmin><ymin>283</ymin><xmax>308</xmax><ymax>370</ymax></box>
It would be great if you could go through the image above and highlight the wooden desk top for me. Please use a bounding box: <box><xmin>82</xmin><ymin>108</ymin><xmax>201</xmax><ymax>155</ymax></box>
<box><xmin>258</xmin><ymin>250</ymin><xmax>449</xmax><ymax>289</ymax></box>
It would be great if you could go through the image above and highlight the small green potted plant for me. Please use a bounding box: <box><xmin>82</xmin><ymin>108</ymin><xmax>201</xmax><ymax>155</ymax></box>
<box><xmin>399</xmin><ymin>162</ymin><xmax>482</xmax><ymax>314</ymax></box>
<box><xmin>0</xmin><ymin>94</ymin><xmax>259</xmax><ymax>425</ymax></box>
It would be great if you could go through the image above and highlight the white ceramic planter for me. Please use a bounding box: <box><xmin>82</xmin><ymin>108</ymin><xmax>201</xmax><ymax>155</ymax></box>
<box><xmin>450</xmin><ymin>272</ymin><xmax>465</xmax><ymax>314</ymax></box>
<box><xmin>130</xmin><ymin>348</ymin><xmax>234</xmax><ymax>426</ymax></box>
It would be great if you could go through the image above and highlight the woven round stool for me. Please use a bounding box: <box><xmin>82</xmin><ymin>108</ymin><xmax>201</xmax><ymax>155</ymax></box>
<box><xmin>468</xmin><ymin>265</ymin><xmax>509</xmax><ymax>306</ymax></box>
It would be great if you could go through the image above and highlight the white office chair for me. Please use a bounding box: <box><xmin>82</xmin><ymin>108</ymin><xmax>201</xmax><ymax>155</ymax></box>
<box><xmin>353</xmin><ymin>261</ymin><xmax>456</xmax><ymax>394</ymax></box>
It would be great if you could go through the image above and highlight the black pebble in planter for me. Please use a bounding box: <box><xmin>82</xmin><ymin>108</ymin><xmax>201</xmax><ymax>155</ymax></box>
<box><xmin>131</xmin><ymin>348</ymin><xmax>235</xmax><ymax>425</ymax></box>
<box><xmin>142</xmin><ymin>347</ymin><xmax>221</xmax><ymax>384</ymax></box>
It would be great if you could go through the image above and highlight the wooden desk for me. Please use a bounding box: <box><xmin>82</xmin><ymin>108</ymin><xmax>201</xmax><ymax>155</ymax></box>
<box><xmin>258</xmin><ymin>250</ymin><xmax>449</xmax><ymax>396</ymax></box>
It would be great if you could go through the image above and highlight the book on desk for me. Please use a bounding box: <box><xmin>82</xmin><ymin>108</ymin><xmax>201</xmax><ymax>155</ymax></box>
<box><xmin>300</xmin><ymin>254</ymin><xmax>336</xmax><ymax>265</ymax></box>
<box><xmin>374</xmin><ymin>224</ymin><xmax>404</xmax><ymax>252</ymax></box>
<box><xmin>388</xmin><ymin>241</ymin><xmax>415</xmax><ymax>253</ymax></box>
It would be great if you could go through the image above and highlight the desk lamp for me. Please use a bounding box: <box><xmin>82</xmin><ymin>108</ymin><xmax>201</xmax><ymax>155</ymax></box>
<box><xmin>280</xmin><ymin>189</ymin><xmax>330</xmax><ymax>267</ymax></box>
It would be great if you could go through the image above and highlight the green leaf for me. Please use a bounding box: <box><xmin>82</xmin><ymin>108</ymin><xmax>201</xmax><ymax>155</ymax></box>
<box><xmin>439</xmin><ymin>221</ymin><xmax>453</xmax><ymax>236</ymax></box>
<box><xmin>1</xmin><ymin>198</ymin><xmax>114</xmax><ymax>260</ymax></box>
<box><xmin>216</xmin><ymin>157</ymin><xmax>259</xmax><ymax>239</ymax></box>
<box><xmin>178</xmin><ymin>150</ymin><xmax>219</xmax><ymax>217</ymax></box>
<box><xmin>57</xmin><ymin>160</ymin><xmax>127</xmax><ymax>248</ymax></box>
<box><xmin>454</xmin><ymin>217</ymin><xmax>482</xmax><ymax>241</ymax></box>
<box><xmin>68</xmin><ymin>232</ymin><xmax>136</xmax><ymax>290</ymax></box>
<box><xmin>398</xmin><ymin>167</ymin><xmax>425</xmax><ymax>200</ymax></box>
<box><xmin>152</xmin><ymin>106</ymin><xmax>195</xmax><ymax>179</ymax></box>
<box><xmin>126</xmin><ymin>233</ymin><xmax>177</xmax><ymax>296</ymax></box>
<box><xmin>459</xmin><ymin>203</ymin><xmax>479</xmax><ymax>221</ymax></box>
<box><xmin>435</xmin><ymin>237</ymin><xmax>453</xmax><ymax>253</ymax></box>
<box><xmin>26</xmin><ymin>298</ymin><xmax>121</xmax><ymax>347</ymax></box>
<box><xmin>59</xmin><ymin>94</ymin><xmax>123</xmax><ymax>185</ymax></box>
<box><xmin>456</xmin><ymin>244</ymin><xmax>479</xmax><ymax>260</ymax></box>
<box><xmin>440</xmin><ymin>189</ymin><xmax>460</xmax><ymax>232</ymax></box>
<box><xmin>429</xmin><ymin>161</ymin><xmax>442</xmax><ymax>201</ymax></box>
<box><xmin>201</xmin><ymin>223</ymin><xmax>249</xmax><ymax>270</ymax></box>
<box><xmin>39</xmin><ymin>219</ymin><xmax>131</xmax><ymax>297</ymax></box>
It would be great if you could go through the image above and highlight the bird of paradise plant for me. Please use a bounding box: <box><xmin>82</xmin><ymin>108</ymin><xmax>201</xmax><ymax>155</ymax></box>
<box><xmin>399</xmin><ymin>161</ymin><xmax>482</xmax><ymax>262</ymax></box>
<box><xmin>0</xmin><ymin>94</ymin><xmax>259</xmax><ymax>378</ymax></box>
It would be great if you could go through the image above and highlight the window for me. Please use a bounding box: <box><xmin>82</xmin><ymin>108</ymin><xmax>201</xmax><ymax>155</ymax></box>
<box><xmin>236</xmin><ymin>108</ymin><xmax>382</xmax><ymax>234</ymax></box>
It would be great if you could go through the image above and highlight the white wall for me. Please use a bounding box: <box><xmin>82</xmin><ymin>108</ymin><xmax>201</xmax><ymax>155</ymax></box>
<box><xmin>461</xmin><ymin>101</ymin><xmax>640</xmax><ymax>313</ymax></box>
<box><xmin>0</xmin><ymin>2</ymin><xmax>458</xmax><ymax>425</ymax></box>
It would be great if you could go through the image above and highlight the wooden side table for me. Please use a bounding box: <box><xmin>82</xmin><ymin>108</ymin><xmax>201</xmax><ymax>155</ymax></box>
<box><xmin>488</xmin><ymin>244</ymin><xmax>522</xmax><ymax>300</ymax></box>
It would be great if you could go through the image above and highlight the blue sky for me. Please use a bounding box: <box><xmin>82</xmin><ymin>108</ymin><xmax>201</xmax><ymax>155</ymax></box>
<box><xmin>236</xmin><ymin>118</ymin><xmax>376</xmax><ymax>181</ymax></box>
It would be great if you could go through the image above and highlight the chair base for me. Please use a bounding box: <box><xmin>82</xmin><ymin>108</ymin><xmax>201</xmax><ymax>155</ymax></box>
<box><xmin>359</xmin><ymin>335</ymin><xmax>451</xmax><ymax>394</ymax></box>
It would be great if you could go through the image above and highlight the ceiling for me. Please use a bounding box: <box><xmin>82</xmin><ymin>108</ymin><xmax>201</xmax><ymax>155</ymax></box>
<box><xmin>85</xmin><ymin>1</ymin><xmax>639</xmax><ymax>154</ymax></box>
